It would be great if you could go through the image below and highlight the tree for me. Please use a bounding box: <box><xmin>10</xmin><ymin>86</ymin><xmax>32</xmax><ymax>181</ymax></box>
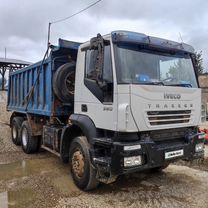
<box><xmin>168</xmin><ymin>59</ymin><xmax>192</xmax><ymax>81</ymax></box>
<box><xmin>167</xmin><ymin>51</ymin><xmax>204</xmax><ymax>80</ymax></box>
<box><xmin>194</xmin><ymin>51</ymin><xmax>204</xmax><ymax>75</ymax></box>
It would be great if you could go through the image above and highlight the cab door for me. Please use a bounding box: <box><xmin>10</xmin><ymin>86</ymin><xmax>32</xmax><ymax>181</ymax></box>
<box><xmin>75</xmin><ymin>37</ymin><xmax>117</xmax><ymax>131</ymax></box>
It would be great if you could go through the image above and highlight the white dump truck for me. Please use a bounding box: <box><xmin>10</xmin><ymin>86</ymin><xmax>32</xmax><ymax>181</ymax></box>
<box><xmin>7</xmin><ymin>31</ymin><xmax>204</xmax><ymax>190</ymax></box>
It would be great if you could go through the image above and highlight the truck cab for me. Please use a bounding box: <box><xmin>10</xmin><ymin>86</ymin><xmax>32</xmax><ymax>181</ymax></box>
<box><xmin>7</xmin><ymin>30</ymin><xmax>204</xmax><ymax>191</ymax></box>
<box><xmin>71</xmin><ymin>31</ymin><xmax>204</xmax><ymax>185</ymax></box>
<box><xmin>75</xmin><ymin>31</ymin><xmax>201</xmax><ymax>132</ymax></box>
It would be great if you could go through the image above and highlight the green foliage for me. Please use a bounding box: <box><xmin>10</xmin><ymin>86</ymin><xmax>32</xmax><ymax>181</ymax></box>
<box><xmin>165</xmin><ymin>51</ymin><xmax>204</xmax><ymax>82</ymax></box>
<box><xmin>167</xmin><ymin>58</ymin><xmax>194</xmax><ymax>82</ymax></box>
<box><xmin>168</xmin><ymin>60</ymin><xmax>183</xmax><ymax>80</ymax></box>
<box><xmin>194</xmin><ymin>51</ymin><xmax>204</xmax><ymax>75</ymax></box>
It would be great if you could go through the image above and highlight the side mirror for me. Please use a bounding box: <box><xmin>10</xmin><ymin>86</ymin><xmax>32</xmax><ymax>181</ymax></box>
<box><xmin>90</xmin><ymin>33</ymin><xmax>104</xmax><ymax>50</ymax></box>
<box><xmin>89</xmin><ymin>34</ymin><xmax>105</xmax><ymax>85</ymax></box>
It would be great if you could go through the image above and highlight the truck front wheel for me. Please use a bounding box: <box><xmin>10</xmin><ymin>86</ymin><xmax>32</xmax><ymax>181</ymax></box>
<box><xmin>20</xmin><ymin>121</ymin><xmax>39</xmax><ymax>154</ymax></box>
<box><xmin>11</xmin><ymin>117</ymin><xmax>24</xmax><ymax>145</ymax></box>
<box><xmin>69</xmin><ymin>136</ymin><xmax>99</xmax><ymax>191</ymax></box>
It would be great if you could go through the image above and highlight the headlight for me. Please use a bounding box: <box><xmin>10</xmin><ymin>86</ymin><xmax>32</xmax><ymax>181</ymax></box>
<box><xmin>195</xmin><ymin>143</ymin><xmax>204</xmax><ymax>152</ymax></box>
<box><xmin>124</xmin><ymin>156</ymin><xmax>142</xmax><ymax>167</ymax></box>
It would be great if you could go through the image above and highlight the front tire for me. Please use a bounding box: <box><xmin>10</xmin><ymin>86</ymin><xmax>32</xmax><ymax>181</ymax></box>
<box><xmin>11</xmin><ymin>117</ymin><xmax>24</xmax><ymax>145</ymax></box>
<box><xmin>69</xmin><ymin>136</ymin><xmax>99</xmax><ymax>191</ymax></box>
<box><xmin>20</xmin><ymin>121</ymin><xmax>39</xmax><ymax>154</ymax></box>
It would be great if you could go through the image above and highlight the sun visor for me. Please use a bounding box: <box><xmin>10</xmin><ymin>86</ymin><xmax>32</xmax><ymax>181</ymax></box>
<box><xmin>111</xmin><ymin>31</ymin><xmax>194</xmax><ymax>53</ymax></box>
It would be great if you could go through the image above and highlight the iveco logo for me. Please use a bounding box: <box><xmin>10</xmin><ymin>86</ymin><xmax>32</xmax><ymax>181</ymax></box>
<box><xmin>164</xmin><ymin>93</ymin><xmax>181</xmax><ymax>99</ymax></box>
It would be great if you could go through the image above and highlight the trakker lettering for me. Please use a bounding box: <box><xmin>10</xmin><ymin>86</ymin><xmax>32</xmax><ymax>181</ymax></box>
<box><xmin>148</xmin><ymin>103</ymin><xmax>193</xmax><ymax>109</ymax></box>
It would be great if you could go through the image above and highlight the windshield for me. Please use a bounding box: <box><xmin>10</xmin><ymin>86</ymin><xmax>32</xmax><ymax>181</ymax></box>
<box><xmin>115</xmin><ymin>44</ymin><xmax>198</xmax><ymax>88</ymax></box>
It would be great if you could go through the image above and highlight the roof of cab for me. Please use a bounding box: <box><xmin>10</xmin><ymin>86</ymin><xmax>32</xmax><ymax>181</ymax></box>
<box><xmin>53</xmin><ymin>31</ymin><xmax>194</xmax><ymax>54</ymax></box>
<box><xmin>111</xmin><ymin>30</ymin><xmax>194</xmax><ymax>53</ymax></box>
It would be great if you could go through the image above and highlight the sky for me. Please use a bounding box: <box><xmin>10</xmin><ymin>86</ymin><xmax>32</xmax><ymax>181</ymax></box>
<box><xmin>0</xmin><ymin>0</ymin><xmax>208</xmax><ymax>70</ymax></box>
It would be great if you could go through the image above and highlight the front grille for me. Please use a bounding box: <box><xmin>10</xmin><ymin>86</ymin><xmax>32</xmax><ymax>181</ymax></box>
<box><xmin>150</xmin><ymin>128</ymin><xmax>187</xmax><ymax>141</ymax></box>
<box><xmin>149</xmin><ymin>128</ymin><xmax>188</xmax><ymax>145</ymax></box>
<box><xmin>147</xmin><ymin>110</ymin><xmax>191</xmax><ymax>126</ymax></box>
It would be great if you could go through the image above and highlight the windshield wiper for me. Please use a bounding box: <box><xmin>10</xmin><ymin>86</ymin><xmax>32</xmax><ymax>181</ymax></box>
<box><xmin>136</xmin><ymin>81</ymin><xmax>165</xmax><ymax>86</ymax></box>
<box><xmin>165</xmin><ymin>83</ymin><xmax>192</xmax><ymax>88</ymax></box>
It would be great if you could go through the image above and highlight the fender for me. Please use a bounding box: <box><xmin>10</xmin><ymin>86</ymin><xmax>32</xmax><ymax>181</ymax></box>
<box><xmin>10</xmin><ymin>112</ymin><xmax>26</xmax><ymax>126</ymax></box>
<box><xmin>60</xmin><ymin>114</ymin><xmax>98</xmax><ymax>163</ymax></box>
<box><xmin>70</xmin><ymin>114</ymin><xmax>98</xmax><ymax>142</ymax></box>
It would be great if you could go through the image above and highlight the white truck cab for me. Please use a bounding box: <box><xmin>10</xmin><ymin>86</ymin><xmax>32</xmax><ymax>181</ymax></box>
<box><xmin>75</xmin><ymin>31</ymin><xmax>201</xmax><ymax>132</ymax></box>
<box><xmin>65</xmin><ymin>31</ymin><xmax>204</xmax><ymax>189</ymax></box>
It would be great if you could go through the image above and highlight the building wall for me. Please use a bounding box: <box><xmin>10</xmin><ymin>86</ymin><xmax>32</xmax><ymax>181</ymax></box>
<box><xmin>199</xmin><ymin>75</ymin><xmax>208</xmax><ymax>105</ymax></box>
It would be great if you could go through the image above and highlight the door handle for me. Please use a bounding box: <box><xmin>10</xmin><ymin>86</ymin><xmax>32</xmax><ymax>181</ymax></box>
<box><xmin>81</xmin><ymin>104</ymin><xmax>88</xmax><ymax>112</ymax></box>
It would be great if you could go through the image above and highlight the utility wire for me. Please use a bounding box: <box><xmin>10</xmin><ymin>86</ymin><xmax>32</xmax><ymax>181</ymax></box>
<box><xmin>47</xmin><ymin>0</ymin><xmax>102</xmax><ymax>51</ymax></box>
<box><xmin>51</xmin><ymin>0</ymin><xmax>102</xmax><ymax>24</ymax></box>
<box><xmin>25</xmin><ymin>0</ymin><xmax>102</xmax><ymax>110</ymax></box>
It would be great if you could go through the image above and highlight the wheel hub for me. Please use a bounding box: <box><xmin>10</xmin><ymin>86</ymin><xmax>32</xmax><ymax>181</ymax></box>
<box><xmin>72</xmin><ymin>150</ymin><xmax>85</xmax><ymax>178</ymax></box>
<box><xmin>65</xmin><ymin>72</ymin><xmax>75</xmax><ymax>94</ymax></box>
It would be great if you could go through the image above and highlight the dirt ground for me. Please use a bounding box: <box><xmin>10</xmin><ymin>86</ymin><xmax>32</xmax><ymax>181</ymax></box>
<box><xmin>1</xmin><ymin>91</ymin><xmax>208</xmax><ymax>208</ymax></box>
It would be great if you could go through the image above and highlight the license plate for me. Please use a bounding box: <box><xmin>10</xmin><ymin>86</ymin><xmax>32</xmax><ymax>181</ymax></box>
<box><xmin>165</xmin><ymin>149</ymin><xmax>184</xmax><ymax>159</ymax></box>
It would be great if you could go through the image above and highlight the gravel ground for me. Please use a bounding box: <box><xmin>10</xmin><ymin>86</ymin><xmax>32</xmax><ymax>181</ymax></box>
<box><xmin>1</xmin><ymin>91</ymin><xmax>208</xmax><ymax>208</ymax></box>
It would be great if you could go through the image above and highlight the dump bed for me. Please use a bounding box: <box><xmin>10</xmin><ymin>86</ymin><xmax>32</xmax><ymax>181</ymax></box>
<box><xmin>7</xmin><ymin>39</ymin><xmax>81</xmax><ymax>117</ymax></box>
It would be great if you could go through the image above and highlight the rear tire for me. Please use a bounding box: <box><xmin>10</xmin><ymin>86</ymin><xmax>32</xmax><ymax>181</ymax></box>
<box><xmin>69</xmin><ymin>136</ymin><xmax>99</xmax><ymax>191</ymax></box>
<box><xmin>11</xmin><ymin>117</ymin><xmax>24</xmax><ymax>145</ymax></box>
<box><xmin>20</xmin><ymin>121</ymin><xmax>39</xmax><ymax>154</ymax></box>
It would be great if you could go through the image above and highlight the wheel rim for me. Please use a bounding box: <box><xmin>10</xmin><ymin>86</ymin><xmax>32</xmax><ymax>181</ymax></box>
<box><xmin>22</xmin><ymin>128</ymin><xmax>28</xmax><ymax>147</ymax></box>
<box><xmin>72</xmin><ymin>149</ymin><xmax>85</xmax><ymax>178</ymax></box>
<box><xmin>12</xmin><ymin>126</ymin><xmax>17</xmax><ymax>139</ymax></box>
<box><xmin>65</xmin><ymin>72</ymin><xmax>75</xmax><ymax>95</ymax></box>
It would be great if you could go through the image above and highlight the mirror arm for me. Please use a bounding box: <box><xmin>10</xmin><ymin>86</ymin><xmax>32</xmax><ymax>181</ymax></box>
<box><xmin>92</xmin><ymin>34</ymin><xmax>104</xmax><ymax>83</ymax></box>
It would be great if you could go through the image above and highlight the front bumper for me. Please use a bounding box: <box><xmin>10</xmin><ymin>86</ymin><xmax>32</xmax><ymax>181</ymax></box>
<box><xmin>91</xmin><ymin>132</ymin><xmax>204</xmax><ymax>179</ymax></box>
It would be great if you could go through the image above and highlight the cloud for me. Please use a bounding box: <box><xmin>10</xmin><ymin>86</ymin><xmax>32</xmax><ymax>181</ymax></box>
<box><xmin>0</xmin><ymin>0</ymin><xmax>207</xmax><ymax>70</ymax></box>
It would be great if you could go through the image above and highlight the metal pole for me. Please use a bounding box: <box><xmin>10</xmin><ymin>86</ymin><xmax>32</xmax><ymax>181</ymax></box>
<box><xmin>5</xmin><ymin>47</ymin><xmax>6</xmax><ymax>59</ymax></box>
<box><xmin>1</xmin><ymin>68</ymin><xmax>5</xmax><ymax>90</ymax></box>
<box><xmin>47</xmin><ymin>22</ymin><xmax>51</xmax><ymax>57</ymax></box>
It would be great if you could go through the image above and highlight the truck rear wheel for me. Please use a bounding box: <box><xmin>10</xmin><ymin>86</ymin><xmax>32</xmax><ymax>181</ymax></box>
<box><xmin>11</xmin><ymin>117</ymin><xmax>24</xmax><ymax>145</ymax></box>
<box><xmin>20</xmin><ymin>121</ymin><xmax>39</xmax><ymax>154</ymax></box>
<box><xmin>69</xmin><ymin>136</ymin><xmax>99</xmax><ymax>191</ymax></box>
<box><xmin>53</xmin><ymin>62</ymin><xmax>75</xmax><ymax>103</ymax></box>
